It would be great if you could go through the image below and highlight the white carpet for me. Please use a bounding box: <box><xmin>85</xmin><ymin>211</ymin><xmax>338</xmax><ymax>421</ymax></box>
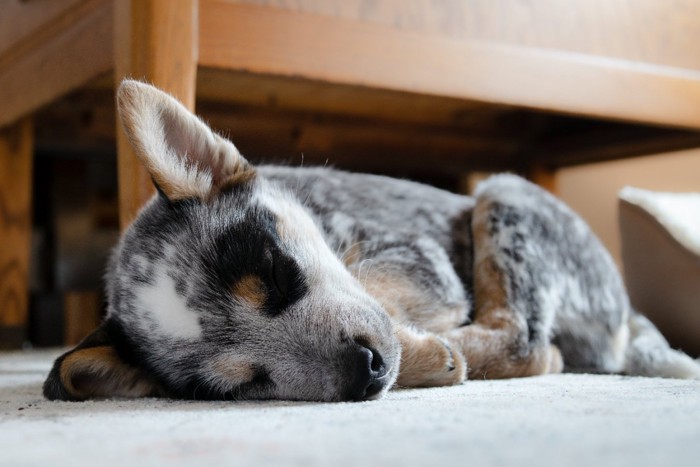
<box><xmin>1</xmin><ymin>349</ymin><xmax>699</xmax><ymax>467</ymax></box>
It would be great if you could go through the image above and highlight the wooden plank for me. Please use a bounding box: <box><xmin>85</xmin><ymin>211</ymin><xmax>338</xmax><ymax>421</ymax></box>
<box><xmin>196</xmin><ymin>68</ymin><xmax>511</xmax><ymax>129</ymax></box>
<box><xmin>537</xmin><ymin>126</ymin><xmax>700</xmax><ymax>168</ymax></box>
<box><xmin>91</xmin><ymin>68</ymin><xmax>515</xmax><ymax>131</ymax></box>
<box><xmin>234</xmin><ymin>0</ymin><xmax>700</xmax><ymax>71</ymax></box>
<box><xmin>30</xmin><ymin>83</ymin><xmax>700</xmax><ymax>175</ymax></box>
<box><xmin>0</xmin><ymin>118</ymin><xmax>33</xmax><ymax>347</ymax></box>
<box><xmin>199</xmin><ymin>2</ymin><xmax>700</xmax><ymax>130</ymax></box>
<box><xmin>114</xmin><ymin>0</ymin><xmax>199</xmax><ymax>228</ymax></box>
<box><xmin>0</xmin><ymin>0</ymin><xmax>113</xmax><ymax>128</ymax></box>
<box><xmin>201</xmin><ymin>106</ymin><xmax>521</xmax><ymax>173</ymax></box>
<box><xmin>0</xmin><ymin>0</ymin><xmax>85</xmax><ymax>59</ymax></box>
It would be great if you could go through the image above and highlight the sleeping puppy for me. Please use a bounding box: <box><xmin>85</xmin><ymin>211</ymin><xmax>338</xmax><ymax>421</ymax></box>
<box><xmin>44</xmin><ymin>81</ymin><xmax>700</xmax><ymax>402</ymax></box>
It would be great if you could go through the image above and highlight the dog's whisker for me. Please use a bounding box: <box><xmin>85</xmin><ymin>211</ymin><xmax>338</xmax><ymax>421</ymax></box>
<box><xmin>338</xmin><ymin>240</ymin><xmax>371</xmax><ymax>265</ymax></box>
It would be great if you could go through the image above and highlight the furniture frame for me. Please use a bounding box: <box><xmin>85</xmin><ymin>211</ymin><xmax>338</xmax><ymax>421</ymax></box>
<box><xmin>3</xmin><ymin>0</ymin><xmax>700</xmax><ymax>346</ymax></box>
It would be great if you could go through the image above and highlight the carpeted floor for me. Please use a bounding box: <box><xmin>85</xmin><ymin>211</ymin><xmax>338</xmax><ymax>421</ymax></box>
<box><xmin>1</xmin><ymin>349</ymin><xmax>699</xmax><ymax>467</ymax></box>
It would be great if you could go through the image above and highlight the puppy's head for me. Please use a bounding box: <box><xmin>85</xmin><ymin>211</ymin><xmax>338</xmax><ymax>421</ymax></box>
<box><xmin>44</xmin><ymin>81</ymin><xmax>399</xmax><ymax>402</ymax></box>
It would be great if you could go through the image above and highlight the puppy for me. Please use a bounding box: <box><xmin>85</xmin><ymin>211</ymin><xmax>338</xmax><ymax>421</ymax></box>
<box><xmin>44</xmin><ymin>81</ymin><xmax>700</xmax><ymax>402</ymax></box>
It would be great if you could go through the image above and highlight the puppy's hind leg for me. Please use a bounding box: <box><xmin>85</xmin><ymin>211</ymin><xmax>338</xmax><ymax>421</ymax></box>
<box><xmin>443</xmin><ymin>175</ymin><xmax>569</xmax><ymax>379</ymax></box>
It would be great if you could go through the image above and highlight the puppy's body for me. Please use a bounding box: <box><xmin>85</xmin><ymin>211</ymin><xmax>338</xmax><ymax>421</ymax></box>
<box><xmin>44</xmin><ymin>81</ymin><xmax>700</xmax><ymax>403</ymax></box>
<box><xmin>262</xmin><ymin>165</ymin><xmax>475</xmax><ymax>328</ymax></box>
<box><xmin>261</xmin><ymin>166</ymin><xmax>630</xmax><ymax>374</ymax></box>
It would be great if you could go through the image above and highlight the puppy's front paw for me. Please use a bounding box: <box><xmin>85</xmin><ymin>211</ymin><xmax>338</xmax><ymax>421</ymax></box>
<box><xmin>395</xmin><ymin>327</ymin><xmax>467</xmax><ymax>387</ymax></box>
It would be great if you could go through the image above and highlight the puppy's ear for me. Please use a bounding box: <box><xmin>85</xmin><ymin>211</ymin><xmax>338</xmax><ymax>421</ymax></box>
<box><xmin>43</xmin><ymin>323</ymin><xmax>163</xmax><ymax>401</ymax></box>
<box><xmin>116</xmin><ymin>79</ymin><xmax>255</xmax><ymax>201</ymax></box>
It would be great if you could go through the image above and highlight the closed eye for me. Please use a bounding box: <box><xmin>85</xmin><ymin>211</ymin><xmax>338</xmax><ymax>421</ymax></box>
<box><xmin>271</xmin><ymin>252</ymin><xmax>287</xmax><ymax>297</ymax></box>
<box><xmin>264</xmin><ymin>246</ymin><xmax>307</xmax><ymax>315</ymax></box>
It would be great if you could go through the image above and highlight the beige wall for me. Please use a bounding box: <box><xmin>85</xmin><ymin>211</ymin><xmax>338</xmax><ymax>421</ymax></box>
<box><xmin>558</xmin><ymin>148</ymin><xmax>700</xmax><ymax>269</ymax></box>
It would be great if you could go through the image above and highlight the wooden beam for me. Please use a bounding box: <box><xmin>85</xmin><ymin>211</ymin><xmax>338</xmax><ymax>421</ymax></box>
<box><xmin>29</xmin><ymin>83</ymin><xmax>700</xmax><ymax>176</ymax></box>
<box><xmin>0</xmin><ymin>118</ymin><xmax>33</xmax><ymax>348</ymax></box>
<box><xmin>0</xmin><ymin>0</ymin><xmax>113</xmax><ymax>128</ymax></box>
<box><xmin>199</xmin><ymin>2</ymin><xmax>700</xmax><ymax>130</ymax></box>
<box><xmin>0</xmin><ymin>0</ymin><xmax>84</xmax><ymax>58</ymax></box>
<box><xmin>114</xmin><ymin>0</ymin><xmax>199</xmax><ymax>228</ymax></box>
<box><xmin>233</xmin><ymin>0</ymin><xmax>700</xmax><ymax>72</ymax></box>
<box><xmin>195</xmin><ymin>67</ymin><xmax>512</xmax><ymax>129</ymax></box>
<box><xmin>537</xmin><ymin>126</ymin><xmax>700</xmax><ymax>168</ymax></box>
<box><xmin>168</xmin><ymin>99</ymin><xmax>523</xmax><ymax>174</ymax></box>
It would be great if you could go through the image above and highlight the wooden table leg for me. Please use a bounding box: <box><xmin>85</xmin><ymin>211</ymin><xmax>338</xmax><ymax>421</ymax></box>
<box><xmin>114</xmin><ymin>0</ymin><xmax>199</xmax><ymax>229</ymax></box>
<box><xmin>527</xmin><ymin>163</ymin><xmax>558</xmax><ymax>195</ymax></box>
<box><xmin>0</xmin><ymin>118</ymin><xmax>33</xmax><ymax>349</ymax></box>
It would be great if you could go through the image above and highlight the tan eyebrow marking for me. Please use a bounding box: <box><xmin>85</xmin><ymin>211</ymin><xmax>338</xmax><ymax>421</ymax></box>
<box><xmin>232</xmin><ymin>275</ymin><xmax>266</xmax><ymax>309</ymax></box>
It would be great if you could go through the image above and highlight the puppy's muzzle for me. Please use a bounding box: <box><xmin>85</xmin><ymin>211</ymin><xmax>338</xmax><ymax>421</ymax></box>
<box><xmin>345</xmin><ymin>341</ymin><xmax>389</xmax><ymax>401</ymax></box>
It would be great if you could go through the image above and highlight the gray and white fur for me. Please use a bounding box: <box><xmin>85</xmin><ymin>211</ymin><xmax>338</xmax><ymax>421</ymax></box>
<box><xmin>44</xmin><ymin>81</ymin><xmax>700</xmax><ymax>403</ymax></box>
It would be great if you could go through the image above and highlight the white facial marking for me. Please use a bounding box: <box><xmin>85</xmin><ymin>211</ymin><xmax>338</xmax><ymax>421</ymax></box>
<box><xmin>137</xmin><ymin>265</ymin><xmax>202</xmax><ymax>339</ymax></box>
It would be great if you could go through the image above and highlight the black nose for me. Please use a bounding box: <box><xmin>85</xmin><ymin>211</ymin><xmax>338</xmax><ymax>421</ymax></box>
<box><xmin>346</xmin><ymin>341</ymin><xmax>388</xmax><ymax>401</ymax></box>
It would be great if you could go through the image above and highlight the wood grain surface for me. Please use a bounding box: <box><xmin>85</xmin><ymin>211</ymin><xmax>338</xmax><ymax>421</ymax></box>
<box><xmin>199</xmin><ymin>1</ymin><xmax>700</xmax><ymax>130</ymax></box>
<box><xmin>0</xmin><ymin>0</ymin><xmax>113</xmax><ymax>128</ymax></box>
<box><xmin>0</xmin><ymin>119</ymin><xmax>33</xmax><ymax>340</ymax></box>
<box><xmin>232</xmin><ymin>0</ymin><xmax>700</xmax><ymax>70</ymax></box>
<box><xmin>114</xmin><ymin>0</ymin><xmax>199</xmax><ymax>228</ymax></box>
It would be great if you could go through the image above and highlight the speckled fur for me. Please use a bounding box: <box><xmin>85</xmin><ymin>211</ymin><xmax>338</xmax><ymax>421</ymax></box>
<box><xmin>44</xmin><ymin>81</ymin><xmax>700</xmax><ymax>403</ymax></box>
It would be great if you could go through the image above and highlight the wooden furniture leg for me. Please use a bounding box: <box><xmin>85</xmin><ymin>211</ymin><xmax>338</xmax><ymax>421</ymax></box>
<box><xmin>528</xmin><ymin>163</ymin><xmax>558</xmax><ymax>194</ymax></box>
<box><xmin>114</xmin><ymin>0</ymin><xmax>199</xmax><ymax>228</ymax></box>
<box><xmin>0</xmin><ymin>118</ymin><xmax>33</xmax><ymax>349</ymax></box>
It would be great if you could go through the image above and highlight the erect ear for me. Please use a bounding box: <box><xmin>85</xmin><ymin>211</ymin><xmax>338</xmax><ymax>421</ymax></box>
<box><xmin>116</xmin><ymin>79</ymin><xmax>255</xmax><ymax>201</ymax></box>
<box><xmin>43</xmin><ymin>322</ymin><xmax>163</xmax><ymax>401</ymax></box>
